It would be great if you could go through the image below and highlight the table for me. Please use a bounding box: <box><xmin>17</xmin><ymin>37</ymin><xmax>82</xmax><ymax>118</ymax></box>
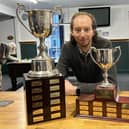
<box><xmin>0</xmin><ymin>91</ymin><xmax>129</xmax><ymax>129</ymax></box>
<box><xmin>7</xmin><ymin>62</ymin><xmax>31</xmax><ymax>90</ymax></box>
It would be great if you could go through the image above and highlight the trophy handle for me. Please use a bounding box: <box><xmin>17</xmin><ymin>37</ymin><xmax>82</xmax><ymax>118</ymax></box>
<box><xmin>90</xmin><ymin>47</ymin><xmax>99</xmax><ymax>65</ymax></box>
<box><xmin>16</xmin><ymin>3</ymin><xmax>32</xmax><ymax>34</ymax></box>
<box><xmin>112</xmin><ymin>46</ymin><xmax>121</xmax><ymax>66</ymax></box>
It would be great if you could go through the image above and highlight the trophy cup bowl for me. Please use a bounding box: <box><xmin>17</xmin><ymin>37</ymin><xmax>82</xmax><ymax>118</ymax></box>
<box><xmin>90</xmin><ymin>46</ymin><xmax>121</xmax><ymax>88</ymax></box>
<box><xmin>16</xmin><ymin>5</ymin><xmax>62</xmax><ymax>77</ymax></box>
<box><xmin>27</xmin><ymin>9</ymin><xmax>52</xmax><ymax>39</ymax></box>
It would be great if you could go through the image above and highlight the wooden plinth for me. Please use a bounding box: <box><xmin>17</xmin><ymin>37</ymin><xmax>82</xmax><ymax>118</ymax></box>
<box><xmin>76</xmin><ymin>93</ymin><xmax>129</xmax><ymax>122</ymax></box>
<box><xmin>95</xmin><ymin>85</ymin><xmax>117</xmax><ymax>101</ymax></box>
<box><xmin>23</xmin><ymin>73</ymin><xmax>66</xmax><ymax>125</ymax></box>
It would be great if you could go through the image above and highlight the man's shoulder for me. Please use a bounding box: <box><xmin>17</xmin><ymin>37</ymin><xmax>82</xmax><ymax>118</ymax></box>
<box><xmin>96</xmin><ymin>36</ymin><xmax>111</xmax><ymax>42</ymax></box>
<box><xmin>64</xmin><ymin>41</ymin><xmax>75</xmax><ymax>48</ymax></box>
<box><xmin>94</xmin><ymin>36</ymin><xmax>112</xmax><ymax>48</ymax></box>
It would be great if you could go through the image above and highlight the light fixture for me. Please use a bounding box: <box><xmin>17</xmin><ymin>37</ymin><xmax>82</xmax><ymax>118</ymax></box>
<box><xmin>29</xmin><ymin>0</ymin><xmax>38</xmax><ymax>4</ymax></box>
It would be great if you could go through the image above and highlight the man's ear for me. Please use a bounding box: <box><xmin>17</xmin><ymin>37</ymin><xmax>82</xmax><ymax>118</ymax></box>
<box><xmin>93</xmin><ymin>29</ymin><xmax>96</xmax><ymax>37</ymax></box>
<box><xmin>71</xmin><ymin>31</ymin><xmax>74</xmax><ymax>37</ymax></box>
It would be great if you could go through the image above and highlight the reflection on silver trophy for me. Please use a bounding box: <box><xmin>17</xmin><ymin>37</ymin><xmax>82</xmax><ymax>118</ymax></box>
<box><xmin>90</xmin><ymin>46</ymin><xmax>121</xmax><ymax>87</ymax></box>
<box><xmin>16</xmin><ymin>4</ymin><xmax>62</xmax><ymax>77</ymax></box>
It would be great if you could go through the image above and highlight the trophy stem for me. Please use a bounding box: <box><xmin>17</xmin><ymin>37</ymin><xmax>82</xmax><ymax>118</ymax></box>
<box><xmin>101</xmin><ymin>70</ymin><xmax>113</xmax><ymax>87</ymax></box>
<box><xmin>103</xmin><ymin>70</ymin><xmax>109</xmax><ymax>84</ymax></box>
<box><xmin>38</xmin><ymin>38</ymin><xmax>49</xmax><ymax>59</ymax></box>
<box><xmin>28</xmin><ymin>37</ymin><xmax>56</xmax><ymax>77</ymax></box>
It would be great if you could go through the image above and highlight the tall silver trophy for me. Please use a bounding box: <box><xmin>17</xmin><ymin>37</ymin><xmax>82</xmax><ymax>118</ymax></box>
<box><xmin>16</xmin><ymin>4</ymin><xmax>62</xmax><ymax>77</ymax></box>
<box><xmin>90</xmin><ymin>46</ymin><xmax>121</xmax><ymax>87</ymax></box>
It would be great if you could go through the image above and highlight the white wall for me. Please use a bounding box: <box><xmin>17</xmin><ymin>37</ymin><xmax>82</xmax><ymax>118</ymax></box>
<box><xmin>99</xmin><ymin>5</ymin><xmax>129</xmax><ymax>39</ymax></box>
<box><xmin>0</xmin><ymin>4</ymin><xmax>16</xmax><ymax>42</ymax></box>
<box><xmin>0</xmin><ymin>19</ymin><xmax>15</xmax><ymax>43</ymax></box>
<box><xmin>63</xmin><ymin>5</ymin><xmax>129</xmax><ymax>41</ymax></box>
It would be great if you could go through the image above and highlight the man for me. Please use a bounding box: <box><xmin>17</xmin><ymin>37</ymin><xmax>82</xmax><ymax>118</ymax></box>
<box><xmin>56</xmin><ymin>12</ymin><xmax>117</xmax><ymax>95</ymax></box>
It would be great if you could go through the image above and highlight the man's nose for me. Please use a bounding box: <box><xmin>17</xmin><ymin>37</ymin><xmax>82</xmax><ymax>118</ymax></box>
<box><xmin>80</xmin><ymin>30</ymin><xmax>86</xmax><ymax>36</ymax></box>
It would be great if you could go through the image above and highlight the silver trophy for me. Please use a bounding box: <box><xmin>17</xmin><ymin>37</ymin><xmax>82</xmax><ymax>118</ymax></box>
<box><xmin>90</xmin><ymin>46</ymin><xmax>121</xmax><ymax>87</ymax></box>
<box><xmin>16</xmin><ymin>4</ymin><xmax>62</xmax><ymax>77</ymax></box>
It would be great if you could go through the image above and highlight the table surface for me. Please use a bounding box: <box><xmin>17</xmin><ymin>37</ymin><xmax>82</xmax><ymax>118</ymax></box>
<box><xmin>0</xmin><ymin>90</ymin><xmax>129</xmax><ymax>129</ymax></box>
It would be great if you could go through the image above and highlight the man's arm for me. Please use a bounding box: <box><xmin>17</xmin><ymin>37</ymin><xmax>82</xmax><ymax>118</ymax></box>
<box><xmin>65</xmin><ymin>79</ymin><xmax>77</xmax><ymax>95</ymax></box>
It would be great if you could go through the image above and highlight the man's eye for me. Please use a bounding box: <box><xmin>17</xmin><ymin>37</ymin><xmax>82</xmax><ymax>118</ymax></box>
<box><xmin>75</xmin><ymin>29</ymin><xmax>81</xmax><ymax>32</ymax></box>
<box><xmin>84</xmin><ymin>29</ymin><xmax>89</xmax><ymax>32</ymax></box>
<box><xmin>84</xmin><ymin>28</ymin><xmax>91</xmax><ymax>32</ymax></box>
<box><xmin>74</xmin><ymin>28</ymin><xmax>91</xmax><ymax>33</ymax></box>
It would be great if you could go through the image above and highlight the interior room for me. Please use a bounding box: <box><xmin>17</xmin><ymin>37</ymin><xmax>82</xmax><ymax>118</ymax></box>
<box><xmin>0</xmin><ymin>0</ymin><xmax>129</xmax><ymax>128</ymax></box>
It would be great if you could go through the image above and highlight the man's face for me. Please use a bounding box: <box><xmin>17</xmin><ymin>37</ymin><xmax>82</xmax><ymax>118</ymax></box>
<box><xmin>71</xmin><ymin>15</ymin><xmax>94</xmax><ymax>49</ymax></box>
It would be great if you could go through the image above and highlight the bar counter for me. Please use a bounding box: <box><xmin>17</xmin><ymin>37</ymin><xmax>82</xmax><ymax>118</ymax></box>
<box><xmin>0</xmin><ymin>90</ymin><xmax>129</xmax><ymax>129</ymax></box>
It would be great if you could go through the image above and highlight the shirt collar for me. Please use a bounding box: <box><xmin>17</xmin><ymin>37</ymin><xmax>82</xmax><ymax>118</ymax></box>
<box><xmin>78</xmin><ymin>47</ymin><xmax>90</xmax><ymax>56</ymax></box>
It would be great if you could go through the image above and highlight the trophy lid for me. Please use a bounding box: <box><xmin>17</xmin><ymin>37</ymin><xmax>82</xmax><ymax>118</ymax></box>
<box><xmin>26</xmin><ymin>9</ymin><xmax>52</xmax><ymax>13</ymax></box>
<box><xmin>33</xmin><ymin>55</ymin><xmax>53</xmax><ymax>61</ymax></box>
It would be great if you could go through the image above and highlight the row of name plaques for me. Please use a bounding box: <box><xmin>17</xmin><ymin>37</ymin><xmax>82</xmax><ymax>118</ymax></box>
<box><xmin>23</xmin><ymin>73</ymin><xmax>66</xmax><ymax>125</ymax></box>
<box><xmin>76</xmin><ymin>94</ymin><xmax>129</xmax><ymax>122</ymax></box>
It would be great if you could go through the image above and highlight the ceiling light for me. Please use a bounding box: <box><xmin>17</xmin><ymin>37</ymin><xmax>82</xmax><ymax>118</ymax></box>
<box><xmin>29</xmin><ymin>0</ymin><xmax>38</xmax><ymax>4</ymax></box>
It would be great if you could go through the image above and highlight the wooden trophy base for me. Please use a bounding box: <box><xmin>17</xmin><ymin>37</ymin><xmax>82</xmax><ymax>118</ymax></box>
<box><xmin>23</xmin><ymin>73</ymin><xmax>66</xmax><ymax>125</ymax></box>
<box><xmin>76</xmin><ymin>93</ymin><xmax>129</xmax><ymax>122</ymax></box>
<box><xmin>95</xmin><ymin>84</ymin><xmax>117</xmax><ymax>101</ymax></box>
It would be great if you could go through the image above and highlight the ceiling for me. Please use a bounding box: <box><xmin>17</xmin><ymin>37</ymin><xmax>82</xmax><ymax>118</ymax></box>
<box><xmin>1</xmin><ymin>0</ymin><xmax>129</xmax><ymax>21</ymax></box>
<box><xmin>0</xmin><ymin>13</ymin><xmax>14</xmax><ymax>21</ymax></box>
<box><xmin>1</xmin><ymin>0</ymin><xmax>129</xmax><ymax>9</ymax></box>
